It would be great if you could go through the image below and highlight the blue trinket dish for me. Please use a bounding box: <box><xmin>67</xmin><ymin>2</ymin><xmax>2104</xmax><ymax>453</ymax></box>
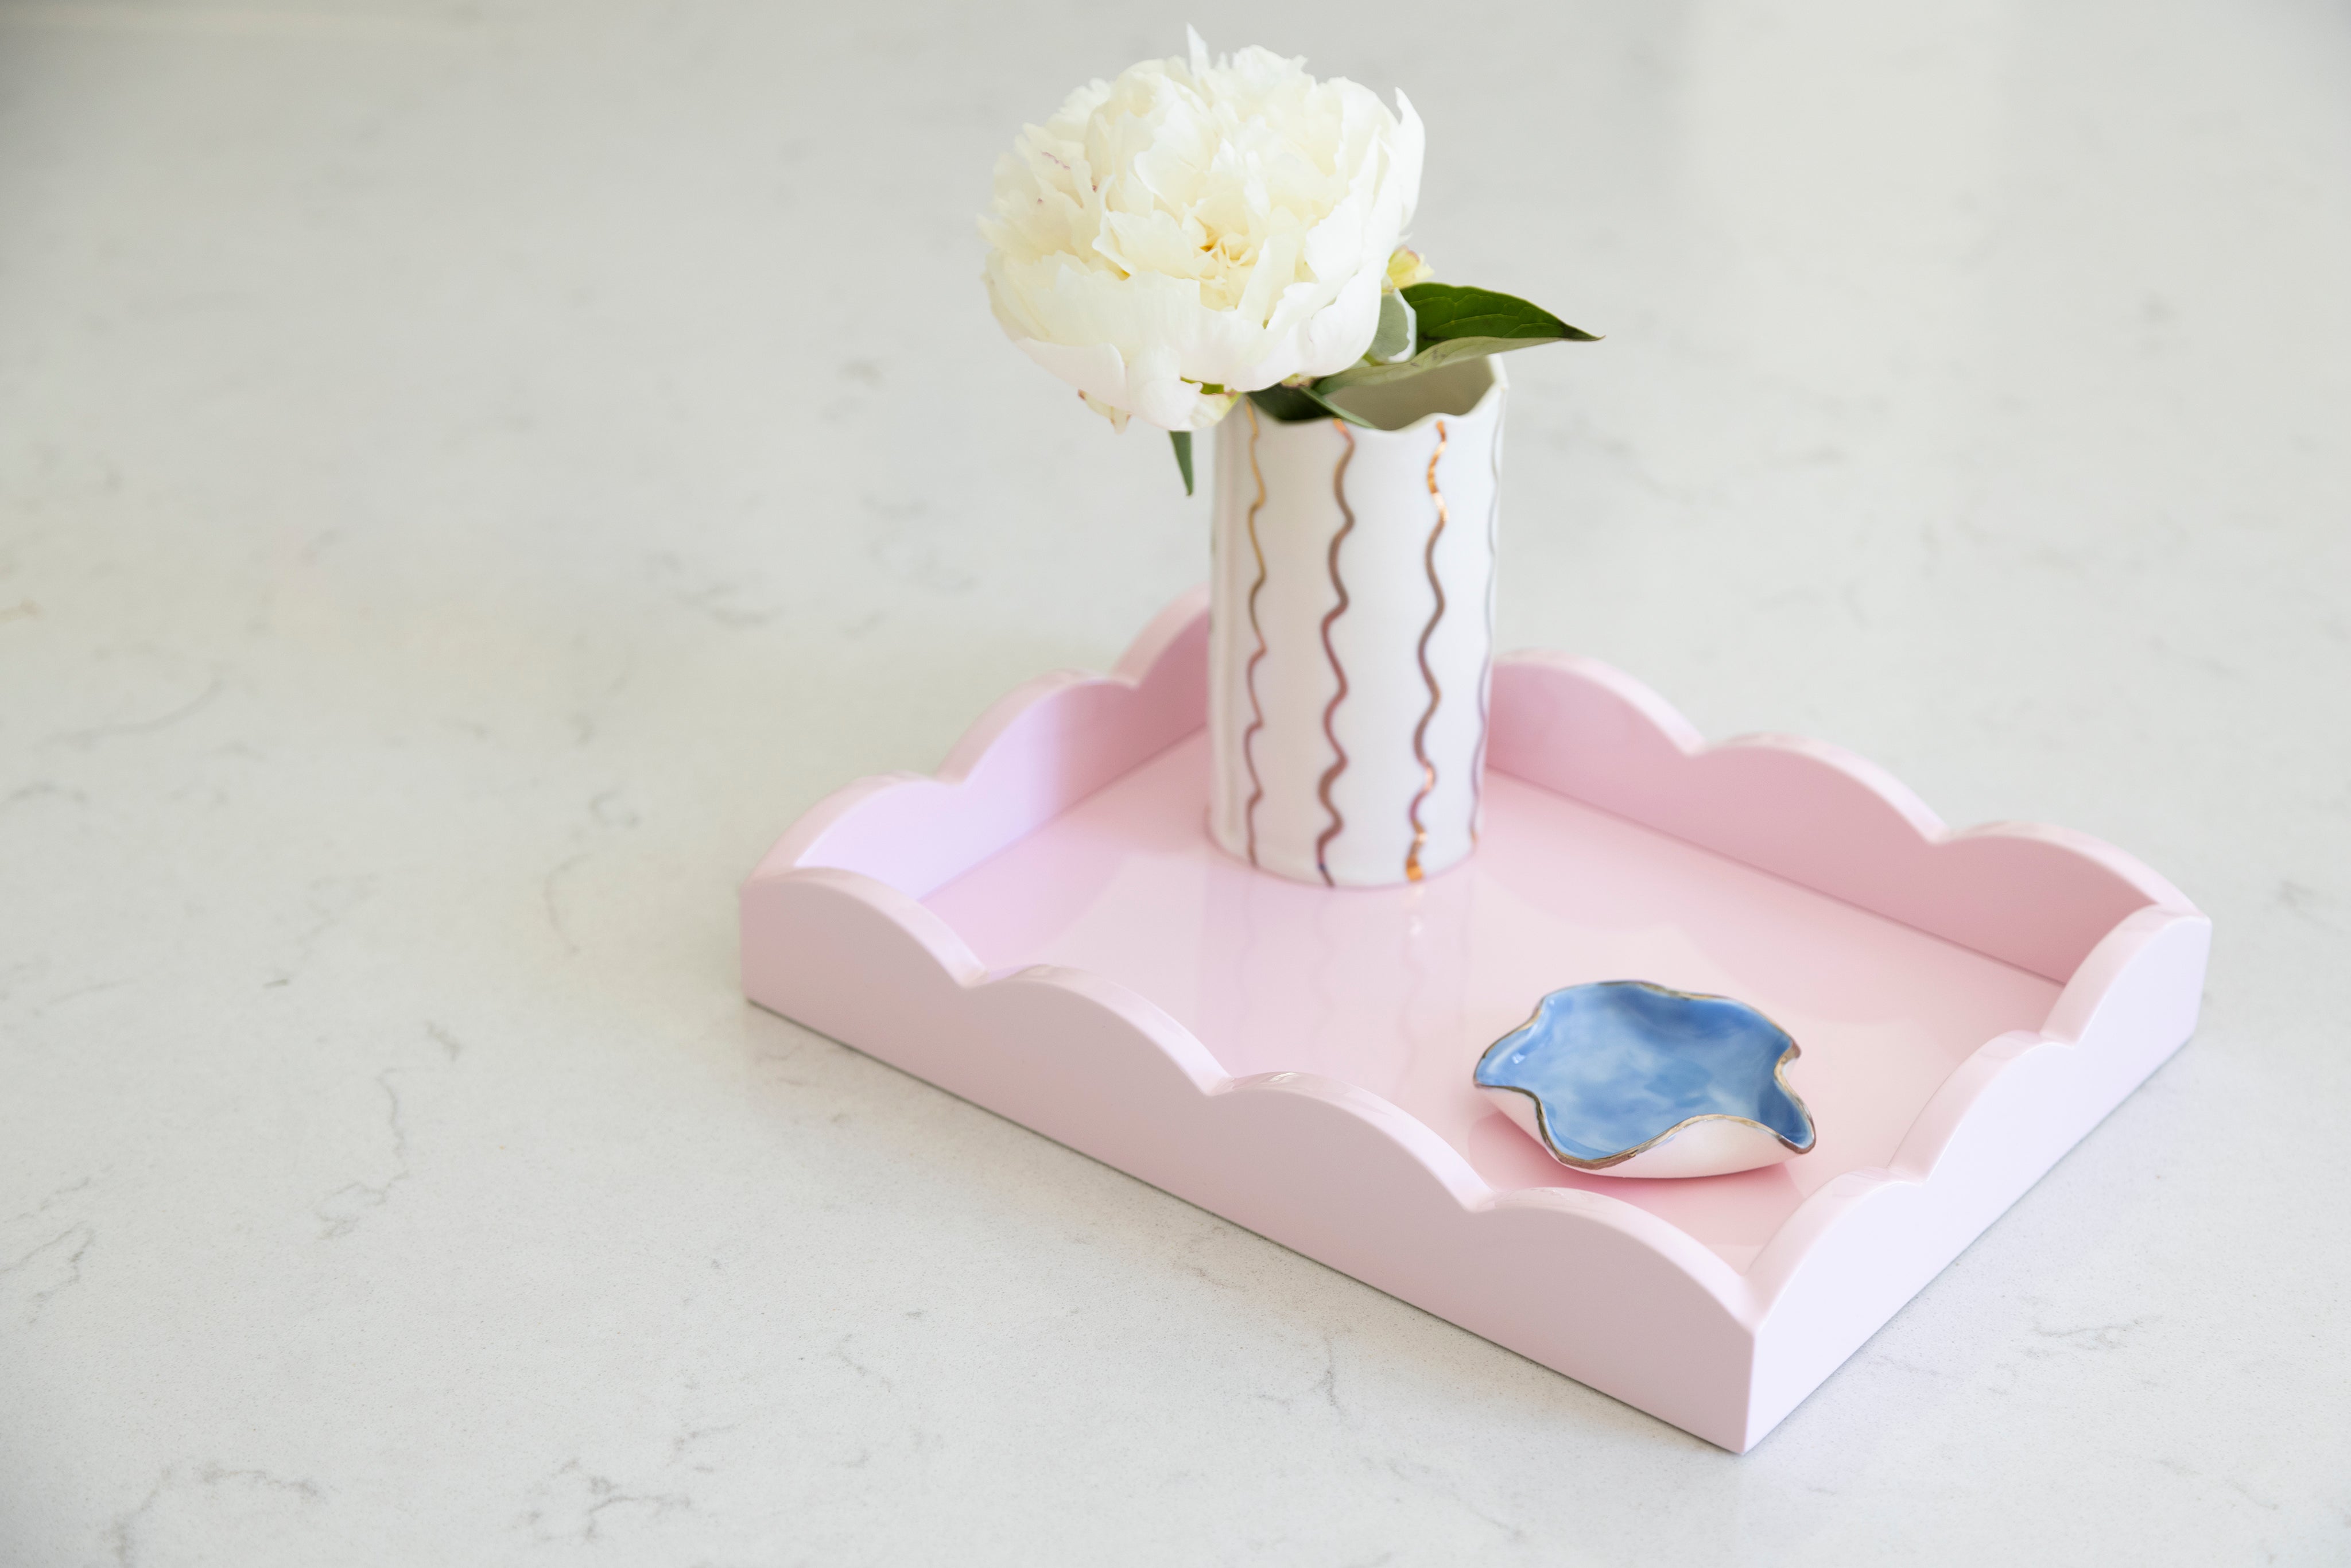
<box><xmin>1473</xmin><ymin>981</ymin><xmax>1818</xmax><ymax>1179</ymax></box>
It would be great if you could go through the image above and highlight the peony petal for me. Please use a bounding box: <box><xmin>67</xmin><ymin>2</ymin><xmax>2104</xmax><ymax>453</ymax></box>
<box><xmin>1295</xmin><ymin>265</ymin><xmax>1384</xmax><ymax>377</ymax></box>
<box><xmin>1127</xmin><ymin>344</ymin><xmax>1202</xmax><ymax>430</ymax></box>
<box><xmin>981</xmin><ymin>38</ymin><xmax>1429</xmax><ymax>425</ymax></box>
<box><xmin>1388</xmin><ymin>88</ymin><xmax>1425</xmax><ymax>229</ymax></box>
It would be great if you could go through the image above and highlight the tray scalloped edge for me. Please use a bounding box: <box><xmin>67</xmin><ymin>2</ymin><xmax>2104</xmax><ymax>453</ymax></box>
<box><xmin>742</xmin><ymin>587</ymin><xmax>2209</xmax><ymax>1451</ymax></box>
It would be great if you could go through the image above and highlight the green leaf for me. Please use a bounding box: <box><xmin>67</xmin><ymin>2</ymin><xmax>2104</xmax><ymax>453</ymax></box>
<box><xmin>1367</xmin><ymin>289</ymin><xmax>1417</xmax><ymax>363</ymax></box>
<box><xmin>1312</xmin><ymin>337</ymin><xmax>1535</xmax><ymax>394</ymax></box>
<box><xmin>1170</xmin><ymin>430</ymin><xmax>1194</xmax><ymax>496</ymax></box>
<box><xmin>1402</xmin><ymin>282</ymin><xmax>1599</xmax><ymax>345</ymax></box>
<box><xmin>1246</xmin><ymin>385</ymin><xmax>1322</xmax><ymax>422</ymax></box>
<box><xmin>1310</xmin><ymin>287</ymin><xmax>1599</xmax><ymax>397</ymax></box>
<box><xmin>1246</xmin><ymin>384</ymin><xmax>1375</xmax><ymax>428</ymax></box>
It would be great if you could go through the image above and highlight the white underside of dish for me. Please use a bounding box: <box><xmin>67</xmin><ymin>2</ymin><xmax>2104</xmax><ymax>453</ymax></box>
<box><xmin>1480</xmin><ymin>1085</ymin><xmax>1807</xmax><ymax>1179</ymax></box>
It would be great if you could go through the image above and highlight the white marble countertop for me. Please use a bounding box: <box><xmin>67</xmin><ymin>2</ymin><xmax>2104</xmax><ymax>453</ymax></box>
<box><xmin>3</xmin><ymin>1</ymin><xmax>2347</xmax><ymax>1562</ymax></box>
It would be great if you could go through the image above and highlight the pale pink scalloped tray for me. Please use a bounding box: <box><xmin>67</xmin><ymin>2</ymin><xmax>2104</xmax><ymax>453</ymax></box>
<box><xmin>740</xmin><ymin>588</ymin><xmax>2208</xmax><ymax>1451</ymax></box>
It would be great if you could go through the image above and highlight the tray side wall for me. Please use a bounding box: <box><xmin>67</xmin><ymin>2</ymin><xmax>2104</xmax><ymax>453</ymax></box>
<box><xmin>780</xmin><ymin>591</ymin><xmax>1209</xmax><ymax>898</ymax></box>
<box><xmin>1487</xmin><ymin>653</ymin><xmax>2189</xmax><ymax>983</ymax></box>
<box><xmin>771</xmin><ymin>595</ymin><xmax>2194</xmax><ymax>988</ymax></box>
<box><xmin>743</xmin><ymin>867</ymin><xmax>1768</xmax><ymax>1451</ymax></box>
<box><xmin>1741</xmin><ymin>910</ymin><xmax>2210</xmax><ymax>1447</ymax></box>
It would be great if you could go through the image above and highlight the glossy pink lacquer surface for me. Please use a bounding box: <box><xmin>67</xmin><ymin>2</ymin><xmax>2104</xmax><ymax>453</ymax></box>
<box><xmin>927</xmin><ymin>731</ymin><xmax>2059</xmax><ymax>1273</ymax></box>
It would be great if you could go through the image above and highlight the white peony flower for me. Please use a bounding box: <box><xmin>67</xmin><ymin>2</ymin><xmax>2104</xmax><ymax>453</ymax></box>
<box><xmin>980</xmin><ymin>31</ymin><xmax>1424</xmax><ymax>433</ymax></box>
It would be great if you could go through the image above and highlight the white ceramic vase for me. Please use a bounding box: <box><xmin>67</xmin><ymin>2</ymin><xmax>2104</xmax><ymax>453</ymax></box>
<box><xmin>1208</xmin><ymin>358</ymin><xmax>1506</xmax><ymax>887</ymax></box>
